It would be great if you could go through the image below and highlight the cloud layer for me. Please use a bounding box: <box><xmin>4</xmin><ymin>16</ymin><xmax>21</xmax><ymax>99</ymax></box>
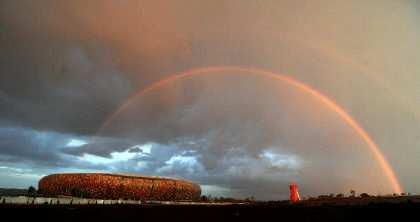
<box><xmin>1</xmin><ymin>0</ymin><xmax>420</xmax><ymax>199</ymax></box>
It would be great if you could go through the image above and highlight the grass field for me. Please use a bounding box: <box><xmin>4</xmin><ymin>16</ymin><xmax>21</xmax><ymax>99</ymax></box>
<box><xmin>1</xmin><ymin>201</ymin><xmax>419</xmax><ymax>222</ymax></box>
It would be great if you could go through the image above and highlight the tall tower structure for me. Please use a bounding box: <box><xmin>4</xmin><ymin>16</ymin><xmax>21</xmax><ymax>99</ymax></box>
<box><xmin>289</xmin><ymin>183</ymin><xmax>300</xmax><ymax>203</ymax></box>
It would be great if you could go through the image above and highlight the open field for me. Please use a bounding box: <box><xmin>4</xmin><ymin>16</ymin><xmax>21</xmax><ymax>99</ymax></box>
<box><xmin>1</xmin><ymin>198</ymin><xmax>420</xmax><ymax>221</ymax></box>
<box><xmin>2</xmin><ymin>194</ymin><xmax>420</xmax><ymax>205</ymax></box>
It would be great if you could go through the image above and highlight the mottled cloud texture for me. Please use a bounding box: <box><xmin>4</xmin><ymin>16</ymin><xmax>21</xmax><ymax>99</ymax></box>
<box><xmin>0</xmin><ymin>0</ymin><xmax>419</xmax><ymax>199</ymax></box>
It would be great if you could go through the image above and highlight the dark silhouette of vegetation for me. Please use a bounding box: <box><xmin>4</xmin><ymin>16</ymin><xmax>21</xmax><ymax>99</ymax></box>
<box><xmin>359</xmin><ymin>193</ymin><xmax>370</xmax><ymax>198</ymax></box>
<box><xmin>200</xmin><ymin>195</ymin><xmax>209</xmax><ymax>201</ymax></box>
<box><xmin>336</xmin><ymin>193</ymin><xmax>344</xmax><ymax>198</ymax></box>
<box><xmin>245</xmin><ymin>196</ymin><xmax>255</xmax><ymax>202</ymax></box>
<box><xmin>350</xmin><ymin>190</ymin><xmax>356</xmax><ymax>197</ymax></box>
<box><xmin>27</xmin><ymin>186</ymin><xmax>37</xmax><ymax>197</ymax></box>
<box><xmin>197</xmin><ymin>195</ymin><xmax>256</xmax><ymax>203</ymax></box>
<box><xmin>0</xmin><ymin>188</ymin><xmax>28</xmax><ymax>196</ymax></box>
<box><xmin>317</xmin><ymin>195</ymin><xmax>330</xmax><ymax>200</ymax></box>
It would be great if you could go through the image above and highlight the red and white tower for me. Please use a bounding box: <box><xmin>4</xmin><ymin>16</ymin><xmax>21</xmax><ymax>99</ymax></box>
<box><xmin>289</xmin><ymin>183</ymin><xmax>300</xmax><ymax>203</ymax></box>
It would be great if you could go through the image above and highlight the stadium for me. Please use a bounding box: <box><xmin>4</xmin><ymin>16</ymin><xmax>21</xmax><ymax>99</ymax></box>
<box><xmin>38</xmin><ymin>173</ymin><xmax>201</xmax><ymax>201</ymax></box>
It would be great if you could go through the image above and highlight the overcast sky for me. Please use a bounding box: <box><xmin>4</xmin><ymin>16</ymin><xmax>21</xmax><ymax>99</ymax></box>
<box><xmin>0</xmin><ymin>0</ymin><xmax>419</xmax><ymax>200</ymax></box>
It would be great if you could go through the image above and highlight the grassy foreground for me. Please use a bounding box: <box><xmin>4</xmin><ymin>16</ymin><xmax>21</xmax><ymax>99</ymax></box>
<box><xmin>1</xmin><ymin>201</ymin><xmax>419</xmax><ymax>222</ymax></box>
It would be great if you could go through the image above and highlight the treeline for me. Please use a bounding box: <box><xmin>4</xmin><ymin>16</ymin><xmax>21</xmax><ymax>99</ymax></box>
<box><xmin>198</xmin><ymin>195</ymin><xmax>259</xmax><ymax>203</ymax></box>
<box><xmin>0</xmin><ymin>186</ymin><xmax>38</xmax><ymax>197</ymax></box>
<box><xmin>304</xmin><ymin>190</ymin><xmax>412</xmax><ymax>201</ymax></box>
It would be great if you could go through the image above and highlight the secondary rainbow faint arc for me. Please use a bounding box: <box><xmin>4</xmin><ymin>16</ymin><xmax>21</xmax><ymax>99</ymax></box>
<box><xmin>99</xmin><ymin>66</ymin><xmax>403</xmax><ymax>194</ymax></box>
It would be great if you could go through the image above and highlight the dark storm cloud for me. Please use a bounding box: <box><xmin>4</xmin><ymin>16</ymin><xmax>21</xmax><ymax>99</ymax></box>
<box><xmin>0</xmin><ymin>126</ymin><xmax>124</xmax><ymax>171</ymax></box>
<box><xmin>0</xmin><ymin>0</ymin><xmax>137</xmax><ymax>134</ymax></box>
<box><xmin>0</xmin><ymin>0</ymin><xmax>334</xmax><ymax>135</ymax></box>
<box><xmin>0</xmin><ymin>37</ymin><xmax>134</xmax><ymax>134</ymax></box>
<box><xmin>0</xmin><ymin>127</ymin><xmax>71</xmax><ymax>166</ymax></box>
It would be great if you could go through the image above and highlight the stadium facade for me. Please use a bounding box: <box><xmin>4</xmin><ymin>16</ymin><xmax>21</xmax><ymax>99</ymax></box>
<box><xmin>38</xmin><ymin>173</ymin><xmax>201</xmax><ymax>201</ymax></box>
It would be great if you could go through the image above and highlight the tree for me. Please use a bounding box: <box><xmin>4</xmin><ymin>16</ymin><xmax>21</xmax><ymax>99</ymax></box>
<box><xmin>245</xmin><ymin>196</ymin><xmax>255</xmax><ymax>202</ymax></box>
<box><xmin>307</xmin><ymin>196</ymin><xmax>316</xmax><ymax>201</ymax></box>
<box><xmin>200</xmin><ymin>195</ymin><xmax>209</xmax><ymax>202</ymax></box>
<box><xmin>27</xmin><ymin>186</ymin><xmax>37</xmax><ymax>197</ymax></box>
<box><xmin>360</xmin><ymin>193</ymin><xmax>370</xmax><ymax>198</ymax></box>
<box><xmin>317</xmin><ymin>195</ymin><xmax>329</xmax><ymax>199</ymax></box>
<box><xmin>350</xmin><ymin>190</ymin><xmax>356</xmax><ymax>197</ymax></box>
<box><xmin>336</xmin><ymin>193</ymin><xmax>344</xmax><ymax>198</ymax></box>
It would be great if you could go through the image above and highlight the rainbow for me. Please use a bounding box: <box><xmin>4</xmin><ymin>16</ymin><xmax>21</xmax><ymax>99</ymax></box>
<box><xmin>254</xmin><ymin>32</ymin><xmax>420</xmax><ymax>121</ymax></box>
<box><xmin>100</xmin><ymin>66</ymin><xmax>403</xmax><ymax>194</ymax></box>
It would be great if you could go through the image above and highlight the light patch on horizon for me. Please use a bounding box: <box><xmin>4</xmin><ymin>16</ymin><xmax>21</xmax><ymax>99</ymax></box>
<box><xmin>79</xmin><ymin>149</ymin><xmax>138</xmax><ymax>165</ymax></box>
<box><xmin>78</xmin><ymin>153</ymin><xmax>116</xmax><ymax>165</ymax></box>
<box><xmin>157</xmin><ymin>155</ymin><xmax>205</xmax><ymax>175</ymax></box>
<box><xmin>130</xmin><ymin>143</ymin><xmax>152</xmax><ymax>154</ymax></box>
<box><xmin>0</xmin><ymin>166</ymin><xmax>46</xmax><ymax>188</ymax></box>
<box><xmin>66</xmin><ymin>139</ymin><xmax>88</xmax><ymax>147</ymax></box>
<box><xmin>0</xmin><ymin>166</ymin><xmax>27</xmax><ymax>173</ymax></box>
<box><xmin>259</xmin><ymin>149</ymin><xmax>303</xmax><ymax>170</ymax></box>
<box><xmin>201</xmin><ymin>185</ymin><xmax>232</xmax><ymax>197</ymax></box>
<box><xmin>136</xmin><ymin>161</ymin><xmax>148</xmax><ymax>170</ymax></box>
<box><xmin>77</xmin><ymin>143</ymin><xmax>155</xmax><ymax>165</ymax></box>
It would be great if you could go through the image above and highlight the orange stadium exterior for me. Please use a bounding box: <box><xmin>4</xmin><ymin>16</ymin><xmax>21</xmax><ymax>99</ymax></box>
<box><xmin>38</xmin><ymin>173</ymin><xmax>201</xmax><ymax>201</ymax></box>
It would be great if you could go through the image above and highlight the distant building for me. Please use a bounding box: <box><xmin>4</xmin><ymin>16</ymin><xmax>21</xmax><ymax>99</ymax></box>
<box><xmin>290</xmin><ymin>183</ymin><xmax>300</xmax><ymax>203</ymax></box>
